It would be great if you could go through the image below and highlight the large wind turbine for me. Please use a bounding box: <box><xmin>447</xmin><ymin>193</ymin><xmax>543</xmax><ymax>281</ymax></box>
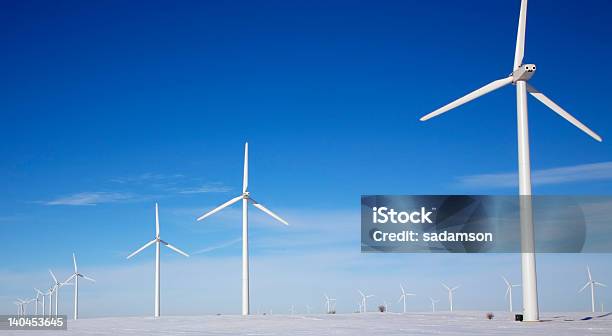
<box><xmin>502</xmin><ymin>276</ymin><xmax>521</xmax><ymax>312</ymax></box>
<box><xmin>65</xmin><ymin>253</ymin><xmax>95</xmax><ymax>320</ymax></box>
<box><xmin>579</xmin><ymin>266</ymin><xmax>607</xmax><ymax>313</ymax></box>
<box><xmin>420</xmin><ymin>0</ymin><xmax>602</xmax><ymax>322</ymax></box>
<box><xmin>441</xmin><ymin>283</ymin><xmax>459</xmax><ymax>312</ymax></box>
<box><xmin>398</xmin><ymin>284</ymin><xmax>415</xmax><ymax>313</ymax></box>
<box><xmin>196</xmin><ymin>142</ymin><xmax>289</xmax><ymax>315</ymax></box>
<box><xmin>127</xmin><ymin>203</ymin><xmax>189</xmax><ymax>317</ymax></box>
<box><xmin>358</xmin><ymin>290</ymin><xmax>374</xmax><ymax>313</ymax></box>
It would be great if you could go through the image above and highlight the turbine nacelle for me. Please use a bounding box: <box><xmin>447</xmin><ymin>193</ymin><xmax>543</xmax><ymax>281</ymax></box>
<box><xmin>512</xmin><ymin>64</ymin><xmax>536</xmax><ymax>82</ymax></box>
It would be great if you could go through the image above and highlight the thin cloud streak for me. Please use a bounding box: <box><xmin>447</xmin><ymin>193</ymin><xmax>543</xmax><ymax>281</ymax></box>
<box><xmin>459</xmin><ymin>161</ymin><xmax>612</xmax><ymax>188</ymax></box>
<box><xmin>178</xmin><ymin>184</ymin><xmax>232</xmax><ymax>194</ymax></box>
<box><xmin>44</xmin><ymin>192</ymin><xmax>136</xmax><ymax>206</ymax></box>
<box><xmin>192</xmin><ymin>237</ymin><xmax>242</xmax><ymax>254</ymax></box>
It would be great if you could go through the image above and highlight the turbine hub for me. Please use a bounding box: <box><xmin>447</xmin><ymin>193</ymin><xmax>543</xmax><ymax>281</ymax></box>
<box><xmin>512</xmin><ymin>64</ymin><xmax>536</xmax><ymax>82</ymax></box>
<box><xmin>243</xmin><ymin>192</ymin><xmax>250</xmax><ymax>198</ymax></box>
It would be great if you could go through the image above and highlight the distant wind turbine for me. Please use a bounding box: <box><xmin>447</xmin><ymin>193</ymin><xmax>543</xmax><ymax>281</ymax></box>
<box><xmin>358</xmin><ymin>290</ymin><xmax>374</xmax><ymax>313</ymax></box>
<box><xmin>502</xmin><ymin>276</ymin><xmax>520</xmax><ymax>312</ymax></box>
<box><xmin>34</xmin><ymin>288</ymin><xmax>44</xmax><ymax>315</ymax></box>
<box><xmin>420</xmin><ymin>0</ymin><xmax>602</xmax><ymax>322</ymax></box>
<box><xmin>324</xmin><ymin>294</ymin><xmax>336</xmax><ymax>314</ymax></box>
<box><xmin>441</xmin><ymin>283</ymin><xmax>459</xmax><ymax>312</ymax></box>
<box><xmin>429</xmin><ymin>297</ymin><xmax>439</xmax><ymax>313</ymax></box>
<box><xmin>127</xmin><ymin>203</ymin><xmax>189</xmax><ymax>317</ymax></box>
<box><xmin>197</xmin><ymin>142</ymin><xmax>289</xmax><ymax>316</ymax></box>
<box><xmin>65</xmin><ymin>253</ymin><xmax>95</xmax><ymax>320</ymax></box>
<box><xmin>398</xmin><ymin>284</ymin><xmax>415</xmax><ymax>313</ymax></box>
<box><xmin>579</xmin><ymin>266</ymin><xmax>607</xmax><ymax>313</ymax></box>
<box><xmin>49</xmin><ymin>270</ymin><xmax>71</xmax><ymax>317</ymax></box>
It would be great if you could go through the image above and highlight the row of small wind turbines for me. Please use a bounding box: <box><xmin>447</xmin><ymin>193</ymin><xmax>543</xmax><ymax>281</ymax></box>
<box><xmin>323</xmin><ymin>268</ymin><xmax>606</xmax><ymax>315</ymax></box>
<box><xmin>13</xmin><ymin>254</ymin><xmax>95</xmax><ymax>320</ymax></box>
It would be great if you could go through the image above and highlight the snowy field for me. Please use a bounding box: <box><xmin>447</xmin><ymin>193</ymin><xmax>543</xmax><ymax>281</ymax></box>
<box><xmin>4</xmin><ymin>311</ymin><xmax>611</xmax><ymax>335</ymax></box>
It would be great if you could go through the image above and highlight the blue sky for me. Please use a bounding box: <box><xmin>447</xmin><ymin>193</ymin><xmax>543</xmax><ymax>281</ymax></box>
<box><xmin>1</xmin><ymin>0</ymin><xmax>611</xmax><ymax>316</ymax></box>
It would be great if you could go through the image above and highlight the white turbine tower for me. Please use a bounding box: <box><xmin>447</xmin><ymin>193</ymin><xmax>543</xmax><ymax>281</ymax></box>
<box><xmin>579</xmin><ymin>266</ymin><xmax>607</xmax><ymax>313</ymax></box>
<box><xmin>429</xmin><ymin>297</ymin><xmax>439</xmax><ymax>313</ymax></box>
<box><xmin>358</xmin><ymin>290</ymin><xmax>374</xmax><ymax>313</ymax></box>
<box><xmin>441</xmin><ymin>283</ymin><xmax>459</xmax><ymax>312</ymax></box>
<box><xmin>324</xmin><ymin>294</ymin><xmax>336</xmax><ymax>314</ymax></box>
<box><xmin>398</xmin><ymin>284</ymin><xmax>415</xmax><ymax>313</ymax></box>
<box><xmin>502</xmin><ymin>276</ymin><xmax>521</xmax><ymax>312</ymax></box>
<box><xmin>127</xmin><ymin>202</ymin><xmax>189</xmax><ymax>317</ymax></box>
<box><xmin>65</xmin><ymin>253</ymin><xmax>95</xmax><ymax>320</ymax></box>
<box><xmin>420</xmin><ymin>0</ymin><xmax>602</xmax><ymax>322</ymax></box>
<box><xmin>196</xmin><ymin>142</ymin><xmax>289</xmax><ymax>316</ymax></box>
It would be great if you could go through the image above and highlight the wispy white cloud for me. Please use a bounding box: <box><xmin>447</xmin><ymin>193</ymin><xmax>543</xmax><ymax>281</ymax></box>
<box><xmin>192</xmin><ymin>237</ymin><xmax>242</xmax><ymax>254</ymax></box>
<box><xmin>458</xmin><ymin>161</ymin><xmax>612</xmax><ymax>188</ymax></box>
<box><xmin>44</xmin><ymin>192</ymin><xmax>136</xmax><ymax>206</ymax></box>
<box><xmin>110</xmin><ymin>173</ymin><xmax>185</xmax><ymax>184</ymax></box>
<box><xmin>178</xmin><ymin>184</ymin><xmax>232</xmax><ymax>194</ymax></box>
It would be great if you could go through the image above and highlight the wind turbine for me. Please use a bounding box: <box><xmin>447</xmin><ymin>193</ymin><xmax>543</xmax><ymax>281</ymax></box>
<box><xmin>324</xmin><ymin>294</ymin><xmax>336</xmax><ymax>314</ymax></box>
<box><xmin>502</xmin><ymin>276</ymin><xmax>521</xmax><ymax>312</ymax></box>
<box><xmin>127</xmin><ymin>202</ymin><xmax>189</xmax><ymax>317</ymax></box>
<box><xmin>45</xmin><ymin>288</ymin><xmax>53</xmax><ymax>317</ymax></box>
<box><xmin>419</xmin><ymin>0</ymin><xmax>602</xmax><ymax>322</ymax></box>
<box><xmin>49</xmin><ymin>270</ymin><xmax>71</xmax><ymax>317</ymax></box>
<box><xmin>579</xmin><ymin>266</ymin><xmax>607</xmax><ymax>313</ymax></box>
<box><xmin>441</xmin><ymin>283</ymin><xmax>459</xmax><ymax>312</ymax></box>
<box><xmin>398</xmin><ymin>284</ymin><xmax>415</xmax><ymax>313</ymax></box>
<box><xmin>34</xmin><ymin>288</ymin><xmax>44</xmax><ymax>315</ymax></box>
<box><xmin>196</xmin><ymin>142</ymin><xmax>289</xmax><ymax>316</ymax></box>
<box><xmin>429</xmin><ymin>297</ymin><xmax>439</xmax><ymax>313</ymax></box>
<box><xmin>65</xmin><ymin>253</ymin><xmax>95</xmax><ymax>320</ymax></box>
<box><xmin>358</xmin><ymin>290</ymin><xmax>374</xmax><ymax>313</ymax></box>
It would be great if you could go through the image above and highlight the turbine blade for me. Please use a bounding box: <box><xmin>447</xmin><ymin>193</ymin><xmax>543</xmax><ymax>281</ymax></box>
<box><xmin>358</xmin><ymin>290</ymin><xmax>365</xmax><ymax>297</ymax></box>
<box><xmin>595</xmin><ymin>282</ymin><xmax>607</xmax><ymax>287</ymax></box>
<box><xmin>81</xmin><ymin>275</ymin><xmax>96</xmax><ymax>282</ymax></box>
<box><xmin>526</xmin><ymin>84</ymin><xmax>602</xmax><ymax>142</ymax></box>
<box><xmin>196</xmin><ymin>195</ymin><xmax>243</xmax><ymax>221</ymax></box>
<box><xmin>249</xmin><ymin>199</ymin><xmax>289</xmax><ymax>225</ymax></box>
<box><xmin>64</xmin><ymin>274</ymin><xmax>76</xmax><ymax>284</ymax></box>
<box><xmin>420</xmin><ymin>76</ymin><xmax>513</xmax><ymax>121</ymax></box>
<box><xmin>578</xmin><ymin>282</ymin><xmax>590</xmax><ymax>293</ymax></box>
<box><xmin>398</xmin><ymin>295</ymin><xmax>404</xmax><ymax>303</ymax></box>
<box><xmin>513</xmin><ymin>0</ymin><xmax>528</xmax><ymax>70</ymax></box>
<box><xmin>400</xmin><ymin>284</ymin><xmax>405</xmax><ymax>294</ymax></box>
<box><xmin>49</xmin><ymin>270</ymin><xmax>58</xmax><ymax>284</ymax></box>
<box><xmin>587</xmin><ymin>265</ymin><xmax>593</xmax><ymax>281</ymax></box>
<box><xmin>161</xmin><ymin>240</ymin><xmax>190</xmax><ymax>257</ymax></box>
<box><xmin>73</xmin><ymin>253</ymin><xmax>78</xmax><ymax>272</ymax></box>
<box><xmin>155</xmin><ymin>203</ymin><xmax>160</xmax><ymax>237</ymax></box>
<box><xmin>243</xmin><ymin>142</ymin><xmax>248</xmax><ymax>193</ymax></box>
<box><xmin>441</xmin><ymin>283</ymin><xmax>450</xmax><ymax>291</ymax></box>
<box><xmin>502</xmin><ymin>276</ymin><xmax>510</xmax><ymax>287</ymax></box>
<box><xmin>505</xmin><ymin>287</ymin><xmax>510</xmax><ymax>299</ymax></box>
<box><xmin>452</xmin><ymin>286</ymin><xmax>460</xmax><ymax>291</ymax></box>
<box><xmin>126</xmin><ymin>239</ymin><xmax>156</xmax><ymax>259</ymax></box>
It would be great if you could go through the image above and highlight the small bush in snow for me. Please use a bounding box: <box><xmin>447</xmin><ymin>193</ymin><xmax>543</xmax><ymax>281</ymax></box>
<box><xmin>486</xmin><ymin>312</ymin><xmax>494</xmax><ymax>320</ymax></box>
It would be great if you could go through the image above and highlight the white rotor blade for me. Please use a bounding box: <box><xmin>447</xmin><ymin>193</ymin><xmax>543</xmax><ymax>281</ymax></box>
<box><xmin>451</xmin><ymin>286</ymin><xmax>460</xmax><ymax>291</ymax></box>
<box><xmin>502</xmin><ymin>276</ymin><xmax>510</xmax><ymax>287</ymax></box>
<box><xmin>161</xmin><ymin>240</ymin><xmax>190</xmax><ymax>257</ymax></box>
<box><xmin>505</xmin><ymin>287</ymin><xmax>510</xmax><ymax>299</ymax></box>
<box><xmin>526</xmin><ymin>84</ymin><xmax>602</xmax><ymax>142</ymax></box>
<box><xmin>420</xmin><ymin>76</ymin><xmax>513</xmax><ymax>121</ymax></box>
<box><xmin>400</xmin><ymin>284</ymin><xmax>405</xmax><ymax>294</ymax></box>
<box><xmin>72</xmin><ymin>253</ymin><xmax>78</xmax><ymax>272</ymax></box>
<box><xmin>595</xmin><ymin>282</ymin><xmax>607</xmax><ymax>287</ymax></box>
<box><xmin>358</xmin><ymin>290</ymin><xmax>365</xmax><ymax>297</ymax></box>
<box><xmin>250</xmin><ymin>198</ymin><xmax>289</xmax><ymax>225</ymax></box>
<box><xmin>64</xmin><ymin>274</ymin><xmax>76</xmax><ymax>284</ymax></box>
<box><xmin>578</xmin><ymin>282</ymin><xmax>590</xmax><ymax>293</ymax></box>
<box><xmin>587</xmin><ymin>265</ymin><xmax>593</xmax><ymax>281</ymax></box>
<box><xmin>81</xmin><ymin>275</ymin><xmax>96</xmax><ymax>282</ymax></box>
<box><xmin>514</xmin><ymin>0</ymin><xmax>528</xmax><ymax>70</ymax></box>
<box><xmin>49</xmin><ymin>270</ymin><xmax>58</xmax><ymax>284</ymax></box>
<box><xmin>197</xmin><ymin>195</ymin><xmax>243</xmax><ymax>221</ymax></box>
<box><xmin>243</xmin><ymin>142</ymin><xmax>249</xmax><ymax>193</ymax></box>
<box><xmin>126</xmin><ymin>239</ymin><xmax>156</xmax><ymax>259</ymax></box>
<box><xmin>441</xmin><ymin>283</ymin><xmax>450</xmax><ymax>291</ymax></box>
<box><xmin>155</xmin><ymin>203</ymin><xmax>160</xmax><ymax>237</ymax></box>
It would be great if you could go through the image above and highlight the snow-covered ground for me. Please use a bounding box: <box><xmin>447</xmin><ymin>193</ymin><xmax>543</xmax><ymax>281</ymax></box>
<box><xmin>4</xmin><ymin>311</ymin><xmax>611</xmax><ymax>335</ymax></box>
